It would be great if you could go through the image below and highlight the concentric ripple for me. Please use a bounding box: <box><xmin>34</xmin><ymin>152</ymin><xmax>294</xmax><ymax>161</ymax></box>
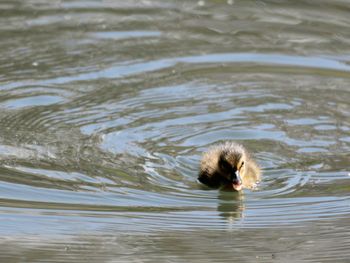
<box><xmin>1</xmin><ymin>0</ymin><xmax>350</xmax><ymax>262</ymax></box>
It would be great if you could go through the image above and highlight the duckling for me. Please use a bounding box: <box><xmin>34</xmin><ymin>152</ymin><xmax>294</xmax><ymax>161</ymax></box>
<box><xmin>198</xmin><ymin>141</ymin><xmax>260</xmax><ymax>191</ymax></box>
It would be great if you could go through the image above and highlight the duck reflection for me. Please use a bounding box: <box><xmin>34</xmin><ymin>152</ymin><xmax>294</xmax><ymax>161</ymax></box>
<box><xmin>217</xmin><ymin>190</ymin><xmax>245</xmax><ymax>224</ymax></box>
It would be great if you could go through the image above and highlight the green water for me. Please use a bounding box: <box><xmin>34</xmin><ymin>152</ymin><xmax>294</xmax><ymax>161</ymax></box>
<box><xmin>0</xmin><ymin>1</ymin><xmax>350</xmax><ymax>262</ymax></box>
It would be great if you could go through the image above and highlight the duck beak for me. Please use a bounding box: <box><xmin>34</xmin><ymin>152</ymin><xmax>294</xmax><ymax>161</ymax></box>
<box><xmin>228</xmin><ymin>170</ymin><xmax>242</xmax><ymax>191</ymax></box>
<box><xmin>235</xmin><ymin>170</ymin><xmax>242</xmax><ymax>184</ymax></box>
<box><xmin>230</xmin><ymin>170</ymin><xmax>242</xmax><ymax>184</ymax></box>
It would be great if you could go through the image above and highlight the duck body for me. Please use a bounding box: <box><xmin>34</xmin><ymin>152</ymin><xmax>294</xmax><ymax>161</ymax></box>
<box><xmin>198</xmin><ymin>141</ymin><xmax>260</xmax><ymax>191</ymax></box>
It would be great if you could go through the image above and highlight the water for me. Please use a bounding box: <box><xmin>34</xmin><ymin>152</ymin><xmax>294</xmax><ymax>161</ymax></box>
<box><xmin>1</xmin><ymin>0</ymin><xmax>350</xmax><ymax>262</ymax></box>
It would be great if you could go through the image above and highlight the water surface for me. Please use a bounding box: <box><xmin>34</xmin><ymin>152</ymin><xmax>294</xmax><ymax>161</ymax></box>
<box><xmin>1</xmin><ymin>0</ymin><xmax>350</xmax><ymax>262</ymax></box>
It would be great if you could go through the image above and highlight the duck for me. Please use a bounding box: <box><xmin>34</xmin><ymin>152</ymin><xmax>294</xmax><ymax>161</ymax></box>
<box><xmin>198</xmin><ymin>141</ymin><xmax>260</xmax><ymax>191</ymax></box>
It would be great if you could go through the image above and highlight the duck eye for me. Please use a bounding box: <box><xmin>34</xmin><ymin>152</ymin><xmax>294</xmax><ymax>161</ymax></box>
<box><xmin>240</xmin><ymin>161</ymin><xmax>244</xmax><ymax>168</ymax></box>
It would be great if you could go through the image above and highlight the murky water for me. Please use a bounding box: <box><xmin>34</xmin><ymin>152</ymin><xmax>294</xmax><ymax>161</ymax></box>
<box><xmin>1</xmin><ymin>0</ymin><xmax>350</xmax><ymax>262</ymax></box>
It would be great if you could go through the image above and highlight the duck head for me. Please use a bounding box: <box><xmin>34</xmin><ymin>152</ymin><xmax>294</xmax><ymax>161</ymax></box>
<box><xmin>218</xmin><ymin>150</ymin><xmax>246</xmax><ymax>191</ymax></box>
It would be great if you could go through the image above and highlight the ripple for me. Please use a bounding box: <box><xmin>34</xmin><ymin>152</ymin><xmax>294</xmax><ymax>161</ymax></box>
<box><xmin>0</xmin><ymin>95</ymin><xmax>63</xmax><ymax>109</ymax></box>
<box><xmin>91</xmin><ymin>31</ymin><xmax>161</xmax><ymax>40</ymax></box>
<box><xmin>2</xmin><ymin>53</ymin><xmax>350</xmax><ymax>90</ymax></box>
<box><xmin>1</xmin><ymin>0</ymin><xmax>350</xmax><ymax>261</ymax></box>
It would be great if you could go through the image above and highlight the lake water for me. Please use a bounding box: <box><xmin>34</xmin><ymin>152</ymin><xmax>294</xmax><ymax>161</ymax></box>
<box><xmin>1</xmin><ymin>1</ymin><xmax>350</xmax><ymax>262</ymax></box>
